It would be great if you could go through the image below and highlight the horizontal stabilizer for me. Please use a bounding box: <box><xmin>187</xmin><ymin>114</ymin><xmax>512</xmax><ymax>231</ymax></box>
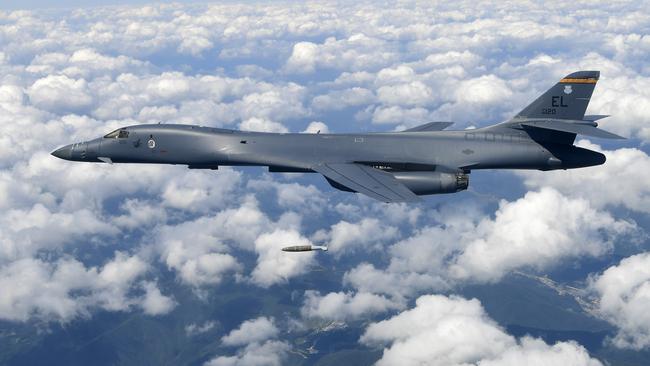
<box><xmin>402</xmin><ymin>122</ymin><xmax>454</xmax><ymax>132</ymax></box>
<box><xmin>521</xmin><ymin>121</ymin><xmax>625</xmax><ymax>139</ymax></box>
<box><xmin>583</xmin><ymin>115</ymin><xmax>610</xmax><ymax>122</ymax></box>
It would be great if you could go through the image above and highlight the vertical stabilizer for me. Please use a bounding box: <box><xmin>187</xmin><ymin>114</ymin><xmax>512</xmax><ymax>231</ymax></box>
<box><xmin>514</xmin><ymin>71</ymin><xmax>599</xmax><ymax>120</ymax></box>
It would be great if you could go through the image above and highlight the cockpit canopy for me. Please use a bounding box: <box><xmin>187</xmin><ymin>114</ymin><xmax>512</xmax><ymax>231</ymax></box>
<box><xmin>104</xmin><ymin>129</ymin><xmax>129</xmax><ymax>139</ymax></box>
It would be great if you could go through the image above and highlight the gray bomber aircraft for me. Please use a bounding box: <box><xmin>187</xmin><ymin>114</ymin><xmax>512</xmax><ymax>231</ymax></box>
<box><xmin>52</xmin><ymin>71</ymin><xmax>623</xmax><ymax>203</ymax></box>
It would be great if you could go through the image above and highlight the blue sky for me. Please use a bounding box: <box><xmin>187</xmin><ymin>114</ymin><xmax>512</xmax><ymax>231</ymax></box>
<box><xmin>1</xmin><ymin>1</ymin><xmax>650</xmax><ymax>365</ymax></box>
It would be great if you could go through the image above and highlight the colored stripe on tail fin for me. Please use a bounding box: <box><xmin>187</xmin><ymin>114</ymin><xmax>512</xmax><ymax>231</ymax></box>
<box><xmin>514</xmin><ymin>71</ymin><xmax>599</xmax><ymax>121</ymax></box>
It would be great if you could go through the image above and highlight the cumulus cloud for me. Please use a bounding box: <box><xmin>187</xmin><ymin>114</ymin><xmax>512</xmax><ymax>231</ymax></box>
<box><xmin>588</xmin><ymin>252</ymin><xmax>650</xmax><ymax>350</ymax></box>
<box><xmin>361</xmin><ymin>294</ymin><xmax>602</xmax><ymax>366</ymax></box>
<box><xmin>454</xmin><ymin>74</ymin><xmax>513</xmax><ymax>105</ymax></box>
<box><xmin>0</xmin><ymin>4</ymin><xmax>648</xmax><ymax>352</ymax></box>
<box><xmin>0</xmin><ymin>202</ymin><xmax>116</xmax><ymax>261</ymax></box>
<box><xmin>285</xmin><ymin>34</ymin><xmax>398</xmax><ymax>74</ymax></box>
<box><xmin>285</xmin><ymin>41</ymin><xmax>319</xmax><ymax>74</ymax></box>
<box><xmin>3</xmin><ymin>1</ymin><xmax>650</xmax><ymax>135</ymax></box>
<box><xmin>371</xmin><ymin>105</ymin><xmax>434</xmax><ymax>126</ymax></box>
<box><xmin>140</xmin><ymin>281</ymin><xmax>176</xmax><ymax>316</ymax></box>
<box><xmin>345</xmin><ymin>188</ymin><xmax>635</xmax><ymax>298</ymax></box>
<box><xmin>301</xmin><ymin>291</ymin><xmax>402</xmax><ymax>321</ymax></box>
<box><xmin>311</xmin><ymin>88</ymin><xmax>375</xmax><ymax>111</ymax></box>
<box><xmin>185</xmin><ymin>321</ymin><xmax>216</xmax><ymax>336</ymax></box>
<box><xmin>239</xmin><ymin>117</ymin><xmax>288</xmax><ymax>133</ymax></box>
<box><xmin>247</xmin><ymin>178</ymin><xmax>326</xmax><ymax>212</ymax></box>
<box><xmin>89</xmin><ymin>72</ymin><xmax>308</xmax><ymax>123</ymax></box>
<box><xmin>448</xmin><ymin>188</ymin><xmax>633</xmax><ymax>282</ymax></box>
<box><xmin>0</xmin><ymin>252</ymin><xmax>173</xmax><ymax>322</ymax></box>
<box><xmin>205</xmin><ymin>340</ymin><xmax>290</xmax><ymax>366</ymax></box>
<box><xmin>587</xmin><ymin>71</ymin><xmax>650</xmax><ymax>141</ymax></box>
<box><xmin>27</xmin><ymin>48</ymin><xmax>149</xmax><ymax>78</ymax></box>
<box><xmin>111</xmin><ymin>199</ymin><xmax>167</xmax><ymax>229</ymax></box>
<box><xmin>221</xmin><ymin>316</ymin><xmax>279</xmax><ymax>347</ymax></box>
<box><xmin>377</xmin><ymin>81</ymin><xmax>433</xmax><ymax>107</ymax></box>
<box><xmin>27</xmin><ymin>74</ymin><xmax>94</xmax><ymax>113</ymax></box>
<box><xmin>301</xmin><ymin>121</ymin><xmax>329</xmax><ymax>134</ymax></box>
<box><xmin>325</xmin><ymin>218</ymin><xmax>400</xmax><ymax>255</ymax></box>
<box><xmin>520</xmin><ymin>141</ymin><xmax>650</xmax><ymax>213</ymax></box>
<box><xmin>206</xmin><ymin>316</ymin><xmax>289</xmax><ymax>366</ymax></box>
<box><xmin>154</xmin><ymin>197</ymin><xmax>274</xmax><ymax>286</ymax></box>
<box><xmin>161</xmin><ymin>169</ymin><xmax>241</xmax><ymax>212</ymax></box>
<box><xmin>250</xmin><ymin>229</ymin><xmax>315</xmax><ymax>288</ymax></box>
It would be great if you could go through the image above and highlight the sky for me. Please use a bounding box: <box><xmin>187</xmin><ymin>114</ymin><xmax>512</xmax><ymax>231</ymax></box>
<box><xmin>1</xmin><ymin>1</ymin><xmax>650</xmax><ymax>365</ymax></box>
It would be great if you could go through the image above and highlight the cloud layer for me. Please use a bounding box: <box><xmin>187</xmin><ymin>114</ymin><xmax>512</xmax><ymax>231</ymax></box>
<box><xmin>589</xmin><ymin>252</ymin><xmax>650</xmax><ymax>350</ymax></box>
<box><xmin>344</xmin><ymin>188</ymin><xmax>635</xmax><ymax>299</ymax></box>
<box><xmin>361</xmin><ymin>294</ymin><xmax>603</xmax><ymax>366</ymax></box>
<box><xmin>1</xmin><ymin>2</ymin><xmax>649</xmax><ymax>364</ymax></box>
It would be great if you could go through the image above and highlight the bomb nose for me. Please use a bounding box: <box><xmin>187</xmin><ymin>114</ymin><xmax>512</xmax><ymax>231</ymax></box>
<box><xmin>51</xmin><ymin>144</ymin><xmax>73</xmax><ymax>160</ymax></box>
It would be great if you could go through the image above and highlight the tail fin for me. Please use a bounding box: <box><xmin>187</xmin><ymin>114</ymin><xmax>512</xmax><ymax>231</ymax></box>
<box><xmin>514</xmin><ymin>71</ymin><xmax>599</xmax><ymax>120</ymax></box>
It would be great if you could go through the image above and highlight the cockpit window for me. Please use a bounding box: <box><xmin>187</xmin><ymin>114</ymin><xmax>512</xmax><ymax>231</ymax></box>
<box><xmin>104</xmin><ymin>129</ymin><xmax>129</xmax><ymax>139</ymax></box>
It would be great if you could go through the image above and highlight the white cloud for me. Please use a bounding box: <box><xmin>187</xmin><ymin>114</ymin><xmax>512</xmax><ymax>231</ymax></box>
<box><xmin>27</xmin><ymin>74</ymin><xmax>94</xmax><ymax>113</ymax></box>
<box><xmin>377</xmin><ymin>81</ymin><xmax>433</xmax><ymax>107</ymax></box>
<box><xmin>301</xmin><ymin>291</ymin><xmax>402</xmax><ymax>321</ymax></box>
<box><xmin>140</xmin><ymin>281</ymin><xmax>176</xmax><ymax>316</ymax></box>
<box><xmin>326</xmin><ymin>218</ymin><xmax>399</xmax><ymax>255</ymax></box>
<box><xmin>24</xmin><ymin>70</ymin><xmax>309</xmax><ymax>125</ymax></box>
<box><xmin>311</xmin><ymin>88</ymin><xmax>375</xmax><ymax>111</ymax></box>
<box><xmin>454</xmin><ymin>74</ymin><xmax>512</xmax><ymax>105</ymax></box>
<box><xmin>250</xmin><ymin>229</ymin><xmax>315</xmax><ymax>288</ymax></box>
<box><xmin>371</xmin><ymin>105</ymin><xmax>433</xmax><ymax>126</ymax></box>
<box><xmin>205</xmin><ymin>340</ymin><xmax>290</xmax><ymax>366</ymax></box>
<box><xmin>1</xmin><ymin>2</ymin><xmax>649</xmax><ymax>345</ymax></box>
<box><xmin>520</xmin><ymin>141</ymin><xmax>650</xmax><ymax>213</ymax></box>
<box><xmin>361</xmin><ymin>294</ymin><xmax>602</xmax><ymax>366</ymax></box>
<box><xmin>0</xmin><ymin>252</ymin><xmax>171</xmax><ymax>322</ymax></box>
<box><xmin>588</xmin><ymin>252</ymin><xmax>650</xmax><ymax>350</ymax></box>
<box><xmin>156</xmin><ymin>212</ymin><xmax>248</xmax><ymax>286</ymax></box>
<box><xmin>285</xmin><ymin>41</ymin><xmax>319</xmax><ymax>73</ymax></box>
<box><xmin>27</xmin><ymin>48</ymin><xmax>149</xmax><ymax>78</ymax></box>
<box><xmin>111</xmin><ymin>199</ymin><xmax>167</xmax><ymax>229</ymax></box>
<box><xmin>449</xmin><ymin>188</ymin><xmax>633</xmax><ymax>283</ymax></box>
<box><xmin>206</xmin><ymin>317</ymin><xmax>288</xmax><ymax>366</ymax></box>
<box><xmin>246</xmin><ymin>178</ymin><xmax>326</xmax><ymax>213</ymax></box>
<box><xmin>153</xmin><ymin>197</ymin><xmax>277</xmax><ymax>286</ymax></box>
<box><xmin>375</xmin><ymin>65</ymin><xmax>417</xmax><ymax>85</ymax></box>
<box><xmin>345</xmin><ymin>188</ymin><xmax>635</xmax><ymax>298</ymax></box>
<box><xmin>185</xmin><ymin>321</ymin><xmax>216</xmax><ymax>336</ymax></box>
<box><xmin>221</xmin><ymin>316</ymin><xmax>279</xmax><ymax>347</ymax></box>
<box><xmin>239</xmin><ymin>117</ymin><xmax>288</xmax><ymax>133</ymax></box>
<box><xmin>301</xmin><ymin>121</ymin><xmax>329</xmax><ymax>134</ymax></box>
<box><xmin>0</xmin><ymin>202</ymin><xmax>116</xmax><ymax>262</ymax></box>
<box><xmin>177</xmin><ymin>28</ymin><xmax>213</xmax><ymax>56</ymax></box>
<box><xmin>161</xmin><ymin>169</ymin><xmax>241</xmax><ymax>212</ymax></box>
<box><xmin>285</xmin><ymin>34</ymin><xmax>398</xmax><ymax>74</ymax></box>
<box><xmin>587</xmin><ymin>70</ymin><xmax>650</xmax><ymax>141</ymax></box>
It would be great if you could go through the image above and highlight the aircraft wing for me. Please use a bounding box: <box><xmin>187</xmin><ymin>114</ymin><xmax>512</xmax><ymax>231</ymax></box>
<box><xmin>402</xmin><ymin>121</ymin><xmax>454</xmax><ymax>132</ymax></box>
<box><xmin>313</xmin><ymin>163</ymin><xmax>421</xmax><ymax>203</ymax></box>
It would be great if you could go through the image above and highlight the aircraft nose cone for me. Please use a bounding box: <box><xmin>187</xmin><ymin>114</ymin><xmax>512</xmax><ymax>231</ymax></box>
<box><xmin>51</xmin><ymin>144</ymin><xmax>73</xmax><ymax>160</ymax></box>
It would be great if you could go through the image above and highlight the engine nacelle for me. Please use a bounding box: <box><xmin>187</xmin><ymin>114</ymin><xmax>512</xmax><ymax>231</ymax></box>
<box><xmin>391</xmin><ymin>171</ymin><xmax>469</xmax><ymax>195</ymax></box>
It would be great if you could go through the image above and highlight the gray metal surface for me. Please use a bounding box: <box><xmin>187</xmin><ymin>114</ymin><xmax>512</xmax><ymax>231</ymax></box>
<box><xmin>52</xmin><ymin>71</ymin><xmax>621</xmax><ymax>203</ymax></box>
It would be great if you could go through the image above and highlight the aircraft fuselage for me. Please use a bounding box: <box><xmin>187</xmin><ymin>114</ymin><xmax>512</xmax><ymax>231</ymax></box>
<box><xmin>53</xmin><ymin>123</ymin><xmax>604</xmax><ymax>173</ymax></box>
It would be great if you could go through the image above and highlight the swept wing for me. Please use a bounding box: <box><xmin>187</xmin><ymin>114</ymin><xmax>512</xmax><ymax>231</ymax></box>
<box><xmin>312</xmin><ymin>163</ymin><xmax>421</xmax><ymax>203</ymax></box>
<box><xmin>402</xmin><ymin>122</ymin><xmax>454</xmax><ymax>132</ymax></box>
